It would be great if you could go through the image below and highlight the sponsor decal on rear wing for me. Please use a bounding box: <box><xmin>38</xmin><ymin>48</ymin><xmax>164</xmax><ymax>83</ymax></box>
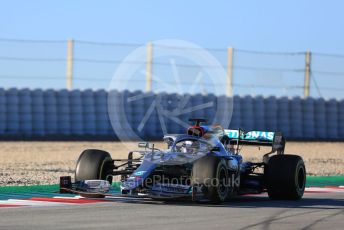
<box><xmin>224</xmin><ymin>129</ymin><xmax>285</xmax><ymax>153</ymax></box>
<box><xmin>225</xmin><ymin>130</ymin><xmax>274</xmax><ymax>141</ymax></box>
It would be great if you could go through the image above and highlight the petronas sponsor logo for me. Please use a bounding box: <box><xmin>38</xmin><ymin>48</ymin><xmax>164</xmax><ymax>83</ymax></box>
<box><xmin>225</xmin><ymin>130</ymin><xmax>274</xmax><ymax>141</ymax></box>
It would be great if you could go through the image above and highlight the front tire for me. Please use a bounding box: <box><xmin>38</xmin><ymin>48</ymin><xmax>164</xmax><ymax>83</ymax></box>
<box><xmin>265</xmin><ymin>154</ymin><xmax>306</xmax><ymax>200</ymax></box>
<box><xmin>192</xmin><ymin>155</ymin><xmax>230</xmax><ymax>203</ymax></box>
<box><xmin>75</xmin><ymin>149</ymin><xmax>113</xmax><ymax>184</ymax></box>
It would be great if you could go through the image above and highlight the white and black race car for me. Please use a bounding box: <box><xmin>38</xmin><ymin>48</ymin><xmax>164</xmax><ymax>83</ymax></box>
<box><xmin>61</xmin><ymin>118</ymin><xmax>306</xmax><ymax>203</ymax></box>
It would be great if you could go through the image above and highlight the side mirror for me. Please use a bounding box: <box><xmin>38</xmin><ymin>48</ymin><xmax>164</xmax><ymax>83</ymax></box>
<box><xmin>163</xmin><ymin>137</ymin><xmax>174</xmax><ymax>148</ymax></box>
<box><xmin>138</xmin><ymin>142</ymin><xmax>149</xmax><ymax>148</ymax></box>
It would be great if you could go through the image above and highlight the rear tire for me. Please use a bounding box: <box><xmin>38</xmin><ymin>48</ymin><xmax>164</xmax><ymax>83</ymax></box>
<box><xmin>265</xmin><ymin>154</ymin><xmax>306</xmax><ymax>200</ymax></box>
<box><xmin>75</xmin><ymin>149</ymin><xmax>113</xmax><ymax>184</ymax></box>
<box><xmin>192</xmin><ymin>155</ymin><xmax>230</xmax><ymax>203</ymax></box>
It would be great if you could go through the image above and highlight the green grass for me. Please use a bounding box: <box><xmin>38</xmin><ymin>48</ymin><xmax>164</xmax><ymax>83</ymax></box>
<box><xmin>0</xmin><ymin>176</ymin><xmax>343</xmax><ymax>194</ymax></box>
<box><xmin>0</xmin><ymin>184</ymin><xmax>59</xmax><ymax>193</ymax></box>
<box><xmin>306</xmin><ymin>175</ymin><xmax>344</xmax><ymax>187</ymax></box>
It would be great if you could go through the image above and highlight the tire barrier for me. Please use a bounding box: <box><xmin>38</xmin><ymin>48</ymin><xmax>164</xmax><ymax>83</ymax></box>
<box><xmin>32</xmin><ymin>89</ymin><xmax>45</xmax><ymax>135</ymax></box>
<box><xmin>5</xmin><ymin>88</ymin><xmax>19</xmax><ymax>135</ymax></box>
<box><xmin>70</xmin><ymin>90</ymin><xmax>84</xmax><ymax>135</ymax></box>
<box><xmin>265</xmin><ymin>96</ymin><xmax>278</xmax><ymax>132</ymax></box>
<box><xmin>254</xmin><ymin>95</ymin><xmax>265</xmax><ymax>131</ymax></box>
<box><xmin>56</xmin><ymin>89</ymin><xmax>71</xmax><ymax>135</ymax></box>
<box><xmin>302</xmin><ymin>98</ymin><xmax>315</xmax><ymax>139</ymax></box>
<box><xmin>18</xmin><ymin>89</ymin><xmax>32</xmax><ymax>136</ymax></box>
<box><xmin>326</xmin><ymin>99</ymin><xmax>338</xmax><ymax>139</ymax></box>
<box><xmin>339</xmin><ymin>99</ymin><xmax>344</xmax><ymax>138</ymax></box>
<box><xmin>290</xmin><ymin>97</ymin><xmax>303</xmax><ymax>139</ymax></box>
<box><xmin>314</xmin><ymin>98</ymin><xmax>327</xmax><ymax>139</ymax></box>
<box><xmin>277</xmin><ymin>97</ymin><xmax>290</xmax><ymax>137</ymax></box>
<box><xmin>230</xmin><ymin>96</ymin><xmax>241</xmax><ymax>129</ymax></box>
<box><xmin>94</xmin><ymin>89</ymin><xmax>110</xmax><ymax>136</ymax></box>
<box><xmin>82</xmin><ymin>89</ymin><xmax>96</xmax><ymax>135</ymax></box>
<box><xmin>44</xmin><ymin>89</ymin><xmax>58</xmax><ymax>135</ymax></box>
<box><xmin>241</xmin><ymin>96</ymin><xmax>254</xmax><ymax>131</ymax></box>
<box><xmin>0</xmin><ymin>88</ymin><xmax>343</xmax><ymax>140</ymax></box>
<box><xmin>0</xmin><ymin>88</ymin><xmax>6</xmax><ymax>135</ymax></box>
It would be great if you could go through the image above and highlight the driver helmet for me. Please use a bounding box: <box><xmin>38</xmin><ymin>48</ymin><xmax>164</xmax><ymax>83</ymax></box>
<box><xmin>182</xmin><ymin>141</ymin><xmax>199</xmax><ymax>154</ymax></box>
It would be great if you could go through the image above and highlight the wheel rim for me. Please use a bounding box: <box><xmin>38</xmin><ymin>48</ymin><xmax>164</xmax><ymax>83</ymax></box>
<box><xmin>297</xmin><ymin>166</ymin><xmax>305</xmax><ymax>190</ymax></box>
<box><xmin>218</xmin><ymin>166</ymin><xmax>228</xmax><ymax>199</ymax></box>
<box><xmin>100</xmin><ymin>157</ymin><xmax>113</xmax><ymax>183</ymax></box>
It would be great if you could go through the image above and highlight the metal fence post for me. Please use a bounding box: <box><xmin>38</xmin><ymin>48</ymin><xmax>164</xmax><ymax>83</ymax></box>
<box><xmin>146</xmin><ymin>42</ymin><xmax>153</xmax><ymax>92</ymax></box>
<box><xmin>66</xmin><ymin>39</ymin><xmax>74</xmax><ymax>90</ymax></box>
<box><xmin>304</xmin><ymin>50</ymin><xmax>311</xmax><ymax>98</ymax></box>
<box><xmin>227</xmin><ymin>47</ymin><xmax>234</xmax><ymax>96</ymax></box>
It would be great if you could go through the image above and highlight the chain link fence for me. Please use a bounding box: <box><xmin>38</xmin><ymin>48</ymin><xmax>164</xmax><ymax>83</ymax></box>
<box><xmin>0</xmin><ymin>38</ymin><xmax>343</xmax><ymax>99</ymax></box>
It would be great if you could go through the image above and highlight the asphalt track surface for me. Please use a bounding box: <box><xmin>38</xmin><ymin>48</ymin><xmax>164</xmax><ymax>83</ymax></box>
<box><xmin>0</xmin><ymin>192</ymin><xmax>343</xmax><ymax>230</ymax></box>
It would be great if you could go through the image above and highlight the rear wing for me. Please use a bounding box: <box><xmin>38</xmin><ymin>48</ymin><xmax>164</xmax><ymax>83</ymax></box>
<box><xmin>224</xmin><ymin>129</ymin><xmax>285</xmax><ymax>153</ymax></box>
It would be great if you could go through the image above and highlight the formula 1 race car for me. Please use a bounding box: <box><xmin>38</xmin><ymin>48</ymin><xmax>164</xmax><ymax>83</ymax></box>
<box><xmin>61</xmin><ymin>118</ymin><xmax>306</xmax><ymax>203</ymax></box>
